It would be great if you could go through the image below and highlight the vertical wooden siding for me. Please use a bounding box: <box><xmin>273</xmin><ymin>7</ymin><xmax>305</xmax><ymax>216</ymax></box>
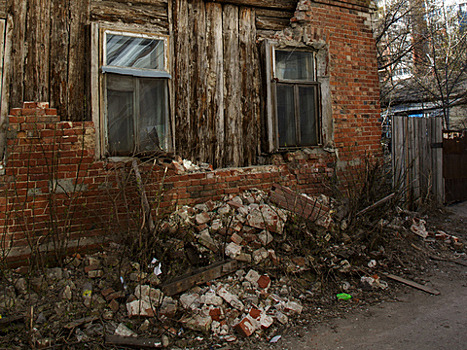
<box><xmin>392</xmin><ymin>116</ymin><xmax>444</xmax><ymax>207</ymax></box>
<box><xmin>173</xmin><ymin>1</ymin><xmax>262</xmax><ymax>168</ymax></box>
<box><xmin>4</xmin><ymin>0</ymin><xmax>290</xmax><ymax>167</ymax></box>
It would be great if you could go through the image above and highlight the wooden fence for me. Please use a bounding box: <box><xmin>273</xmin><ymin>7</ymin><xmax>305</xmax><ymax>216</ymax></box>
<box><xmin>392</xmin><ymin>116</ymin><xmax>444</xmax><ymax>207</ymax></box>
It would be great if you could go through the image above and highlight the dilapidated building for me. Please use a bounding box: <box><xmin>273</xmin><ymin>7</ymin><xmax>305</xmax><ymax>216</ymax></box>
<box><xmin>0</xmin><ymin>0</ymin><xmax>383</xmax><ymax>262</ymax></box>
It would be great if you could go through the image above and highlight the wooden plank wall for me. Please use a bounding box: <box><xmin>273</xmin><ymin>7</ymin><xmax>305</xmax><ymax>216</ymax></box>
<box><xmin>392</xmin><ymin>116</ymin><xmax>444</xmax><ymax>207</ymax></box>
<box><xmin>173</xmin><ymin>0</ymin><xmax>292</xmax><ymax>168</ymax></box>
<box><xmin>3</xmin><ymin>0</ymin><xmax>294</xmax><ymax>168</ymax></box>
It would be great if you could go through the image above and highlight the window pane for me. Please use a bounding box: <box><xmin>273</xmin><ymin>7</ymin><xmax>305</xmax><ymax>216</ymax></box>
<box><xmin>137</xmin><ymin>79</ymin><xmax>168</xmax><ymax>152</ymax></box>
<box><xmin>298</xmin><ymin>86</ymin><xmax>318</xmax><ymax>146</ymax></box>
<box><xmin>276</xmin><ymin>84</ymin><xmax>296</xmax><ymax>147</ymax></box>
<box><xmin>106</xmin><ymin>34</ymin><xmax>165</xmax><ymax>70</ymax></box>
<box><xmin>106</xmin><ymin>74</ymin><xmax>168</xmax><ymax>156</ymax></box>
<box><xmin>275</xmin><ymin>50</ymin><xmax>314</xmax><ymax>81</ymax></box>
<box><xmin>107</xmin><ymin>75</ymin><xmax>135</xmax><ymax>155</ymax></box>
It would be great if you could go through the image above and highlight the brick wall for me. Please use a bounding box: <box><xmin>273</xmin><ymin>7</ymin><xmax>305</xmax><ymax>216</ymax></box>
<box><xmin>289</xmin><ymin>0</ymin><xmax>383</xmax><ymax>167</ymax></box>
<box><xmin>0</xmin><ymin>103</ymin><xmax>340</xmax><ymax>265</ymax></box>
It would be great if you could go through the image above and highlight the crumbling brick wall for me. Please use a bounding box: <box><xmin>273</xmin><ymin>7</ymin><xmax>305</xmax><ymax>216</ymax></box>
<box><xmin>0</xmin><ymin>103</ymin><xmax>339</xmax><ymax>265</ymax></box>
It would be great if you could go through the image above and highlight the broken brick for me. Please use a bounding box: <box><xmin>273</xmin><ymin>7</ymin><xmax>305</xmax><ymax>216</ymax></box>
<box><xmin>257</xmin><ymin>275</ymin><xmax>271</xmax><ymax>289</ymax></box>
<box><xmin>234</xmin><ymin>315</ymin><xmax>260</xmax><ymax>337</ymax></box>
<box><xmin>209</xmin><ymin>308</ymin><xmax>222</xmax><ymax>321</ymax></box>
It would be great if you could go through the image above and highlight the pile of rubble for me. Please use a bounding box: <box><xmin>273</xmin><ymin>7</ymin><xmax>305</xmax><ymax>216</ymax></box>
<box><xmin>1</xmin><ymin>186</ymin><xmax>465</xmax><ymax>349</ymax></box>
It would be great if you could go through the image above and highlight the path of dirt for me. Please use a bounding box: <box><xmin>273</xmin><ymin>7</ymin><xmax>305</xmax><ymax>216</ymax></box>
<box><xmin>267</xmin><ymin>202</ymin><xmax>467</xmax><ymax>350</ymax></box>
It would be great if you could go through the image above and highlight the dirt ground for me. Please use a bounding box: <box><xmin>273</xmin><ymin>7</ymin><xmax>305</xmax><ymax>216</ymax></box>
<box><xmin>266</xmin><ymin>201</ymin><xmax>467</xmax><ymax>350</ymax></box>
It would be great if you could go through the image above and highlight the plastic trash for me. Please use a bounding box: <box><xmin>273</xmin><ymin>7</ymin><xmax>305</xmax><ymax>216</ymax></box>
<box><xmin>336</xmin><ymin>293</ymin><xmax>352</xmax><ymax>300</ymax></box>
<box><xmin>82</xmin><ymin>282</ymin><xmax>92</xmax><ymax>297</ymax></box>
<box><xmin>270</xmin><ymin>335</ymin><xmax>282</xmax><ymax>343</ymax></box>
<box><xmin>150</xmin><ymin>258</ymin><xmax>162</xmax><ymax>276</ymax></box>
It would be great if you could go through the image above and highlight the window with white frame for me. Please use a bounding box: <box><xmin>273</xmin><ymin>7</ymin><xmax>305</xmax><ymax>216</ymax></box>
<box><xmin>264</xmin><ymin>44</ymin><xmax>321</xmax><ymax>151</ymax></box>
<box><xmin>100</xmin><ymin>30</ymin><xmax>170</xmax><ymax>157</ymax></box>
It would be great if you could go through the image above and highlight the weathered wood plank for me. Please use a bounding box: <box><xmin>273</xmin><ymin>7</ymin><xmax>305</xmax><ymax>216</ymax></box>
<box><xmin>160</xmin><ymin>259</ymin><xmax>241</xmax><ymax>296</ymax></box>
<box><xmin>255</xmin><ymin>8</ymin><xmax>294</xmax><ymax>18</ymax></box>
<box><xmin>90</xmin><ymin>1</ymin><xmax>168</xmax><ymax>27</ymax></box>
<box><xmin>50</xmin><ymin>0</ymin><xmax>70</xmax><ymax>119</ymax></box>
<box><xmin>385</xmin><ymin>273</ymin><xmax>440</xmax><ymax>295</ymax></box>
<box><xmin>67</xmin><ymin>0</ymin><xmax>90</xmax><ymax>120</ymax></box>
<box><xmin>24</xmin><ymin>0</ymin><xmax>51</xmax><ymax>103</ymax></box>
<box><xmin>189</xmin><ymin>0</ymin><xmax>208</xmax><ymax>162</ymax></box>
<box><xmin>239</xmin><ymin>7</ymin><xmax>260</xmax><ymax>166</ymax></box>
<box><xmin>7</xmin><ymin>0</ymin><xmax>26</xmax><ymax>108</ymax></box>
<box><xmin>105</xmin><ymin>335</ymin><xmax>163</xmax><ymax>349</ymax></box>
<box><xmin>255</xmin><ymin>15</ymin><xmax>290</xmax><ymax>31</ymax></box>
<box><xmin>0</xmin><ymin>15</ymin><xmax>12</xmax><ymax>162</ymax></box>
<box><xmin>223</xmin><ymin>4</ymin><xmax>241</xmax><ymax>167</ymax></box>
<box><xmin>0</xmin><ymin>0</ymin><xmax>6</xmax><ymax>17</ymax></box>
<box><xmin>206</xmin><ymin>0</ymin><xmax>297</xmax><ymax>10</ymax></box>
<box><xmin>173</xmin><ymin>0</ymin><xmax>191</xmax><ymax>158</ymax></box>
<box><xmin>206</xmin><ymin>2</ymin><xmax>224</xmax><ymax>168</ymax></box>
<box><xmin>94</xmin><ymin>0</ymin><xmax>167</xmax><ymax>4</ymax></box>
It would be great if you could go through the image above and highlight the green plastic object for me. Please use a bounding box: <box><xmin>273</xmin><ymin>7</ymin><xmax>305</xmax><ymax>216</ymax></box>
<box><xmin>336</xmin><ymin>293</ymin><xmax>352</xmax><ymax>300</ymax></box>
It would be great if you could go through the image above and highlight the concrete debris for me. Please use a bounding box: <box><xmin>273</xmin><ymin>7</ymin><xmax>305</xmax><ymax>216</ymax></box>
<box><xmin>1</xmin><ymin>187</ymin><xmax>464</xmax><ymax>348</ymax></box>
<box><xmin>115</xmin><ymin>323</ymin><xmax>137</xmax><ymax>337</ymax></box>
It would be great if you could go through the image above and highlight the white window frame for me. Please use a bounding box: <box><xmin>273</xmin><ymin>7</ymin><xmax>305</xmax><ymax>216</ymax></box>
<box><xmin>91</xmin><ymin>24</ymin><xmax>172</xmax><ymax>159</ymax></box>
<box><xmin>263</xmin><ymin>41</ymin><xmax>323</xmax><ymax>152</ymax></box>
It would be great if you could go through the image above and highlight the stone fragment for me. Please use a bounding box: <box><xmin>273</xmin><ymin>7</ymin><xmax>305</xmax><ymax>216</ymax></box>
<box><xmin>105</xmin><ymin>291</ymin><xmax>125</xmax><ymax>302</ymax></box>
<box><xmin>217</xmin><ymin>204</ymin><xmax>231</xmax><ymax>215</ymax></box>
<box><xmin>109</xmin><ymin>299</ymin><xmax>120</xmax><ymax>312</ymax></box>
<box><xmin>180</xmin><ymin>292</ymin><xmax>200</xmax><ymax>310</ymax></box>
<box><xmin>46</xmin><ymin>267</ymin><xmax>63</xmax><ymax>280</ymax></box>
<box><xmin>60</xmin><ymin>285</ymin><xmax>72</xmax><ymax>300</ymax></box>
<box><xmin>275</xmin><ymin>311</ymin><xmax>289</xmax><ymax>324</ymax></box>
<box><xmin>201</xmin><ymin>291</ymin><xmax>223</xmax><ymax>306</ymax></box>
<box><xmin>88</xmin><ymin>270</ymin><xmax>104</xmax><ymax>278</ymax></box>
<box><xmin>84</xmin><ymin>264</ymin><xmax>100</xmax><ymax>273</ymax></box>
<box><xmin>199</xmin><ymin>230</ymin><xmax>218</xmax><ymax>252</ymax></box>
<box><xmin>115</xmin><ymin>323</ymin><xmax>137</xmax><ymax>337</ymax></box>
<box><xmin>259</xmin><ymin>314</ymin><xmax>274</xmax><ymax>329</ymax></box>
<box><xmin>85</xmin><ymin>256</ymin><xmax>100</xmax><ymax>267</ymax></box>
<box><xmin>247</xmin><ymin>205</ymin><xmax>286</xmax><ymax>234</ymax></box>
<box><xmin>195</xmin><ymin>212</ymin><xmax>211</xmax><ymax>225</ymax></box>
<box><xmin>211</xmin><ymin>219</ymin><xmax>222</xmax><ymax>231</ymax></box>
<box><xmin>134</xmin><ymin>285</ymin><xmax>163</xmax><ymax>305</ymax></box>
<box><xmin>245</xmin><ymin>269</ymin><xmax>260</xmax><ymax>286</ymax></box>
<box><xmin>126</xmin><ymin>299</ymin><xmax>155</xmax><ymax>318</ymax></box>
<box><xmin>225</xmin><ymin>242</ymin><xmax>242</xmax><ymax>259</ymax></box>
<box><xmin>184</xmin><ymin>315</ymin><xmax>212</xmax><ymax>333</ymax></box>
<box><xmin>101</xmin><ymin>287</ymin><xmax>114</xmax><ymax>297</ymax></box>
<box><xmin>284</xmin><ymin>301</ymin><xmax>303</xmax><ymax>314</ymax></box>
<box><xmin>14</xmin><ymin>278</ymin><xmax>27</xmax><ymax>294</ymax></box>
<box><xmin>139</xmin><ymin>319</ymin><xmax>150</xmax><ymax>332</ymax></box>
<box><xmin>258</xmin><ymin>230</ymin><xmax>274</xmax><ymax>246</ymax></box>
<box><xmin>235</xmin><ymin>253</ymin><xmax>252</xmax><ymax>263</ymax></box>
<box><xmin>252</xmin><ymin>247</ymin><xmax>269</xmax><ymax>264</ymax></box>
<box><xmin>234</xmin><ymin>315</ymin><xmax>260</xmax><ymax>337</ymax></box>
<box><xmin>159</xmin><ymin>297</ymin><xmax>177</xmax><ymax>317</ymax></box>
<box><xmin>216</xmin><ymin>286</ymin><xmax>244</xmax><ymax>310</ymax></box>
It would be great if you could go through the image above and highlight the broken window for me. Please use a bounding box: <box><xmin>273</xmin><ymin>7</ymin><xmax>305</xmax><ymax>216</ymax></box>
<box><xmin>100</xmin><ymin>30</ymin><xmax>171</xmax><ymax>156</ymax></box>
<box><xmin>263</xmin><ymin>43</ymin><xmax>321</xmax><ymax>152</ymax></box>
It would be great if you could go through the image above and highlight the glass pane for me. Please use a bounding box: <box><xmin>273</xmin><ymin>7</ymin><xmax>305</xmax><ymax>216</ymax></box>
<box><xmin>137</xmin><ymin>79</ymin><xmax>168</xmax><ymax>152</ymax></box>
<box><xmin>276</xmin><ymin>84</ymin><xmax>296</xmax><ymax>147</ymax></box>
<box><xmin>298</xmin><ymin>86</ymin><xmax>318</xmax><ymax>146</ymax></box>
<box><xmin>106</xmin><ymin>34</ymin><xmax>165</xmax><ymax>70</ymax></box>
<box><xmin>107</xmin><ymin>75</ymin><xmax>135</xmax><ymax>155</ymax></box>
<box><xmin>275</xmin><ymin>50</ymin><xmax>314</xmax><ymax>81</ymax></box>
